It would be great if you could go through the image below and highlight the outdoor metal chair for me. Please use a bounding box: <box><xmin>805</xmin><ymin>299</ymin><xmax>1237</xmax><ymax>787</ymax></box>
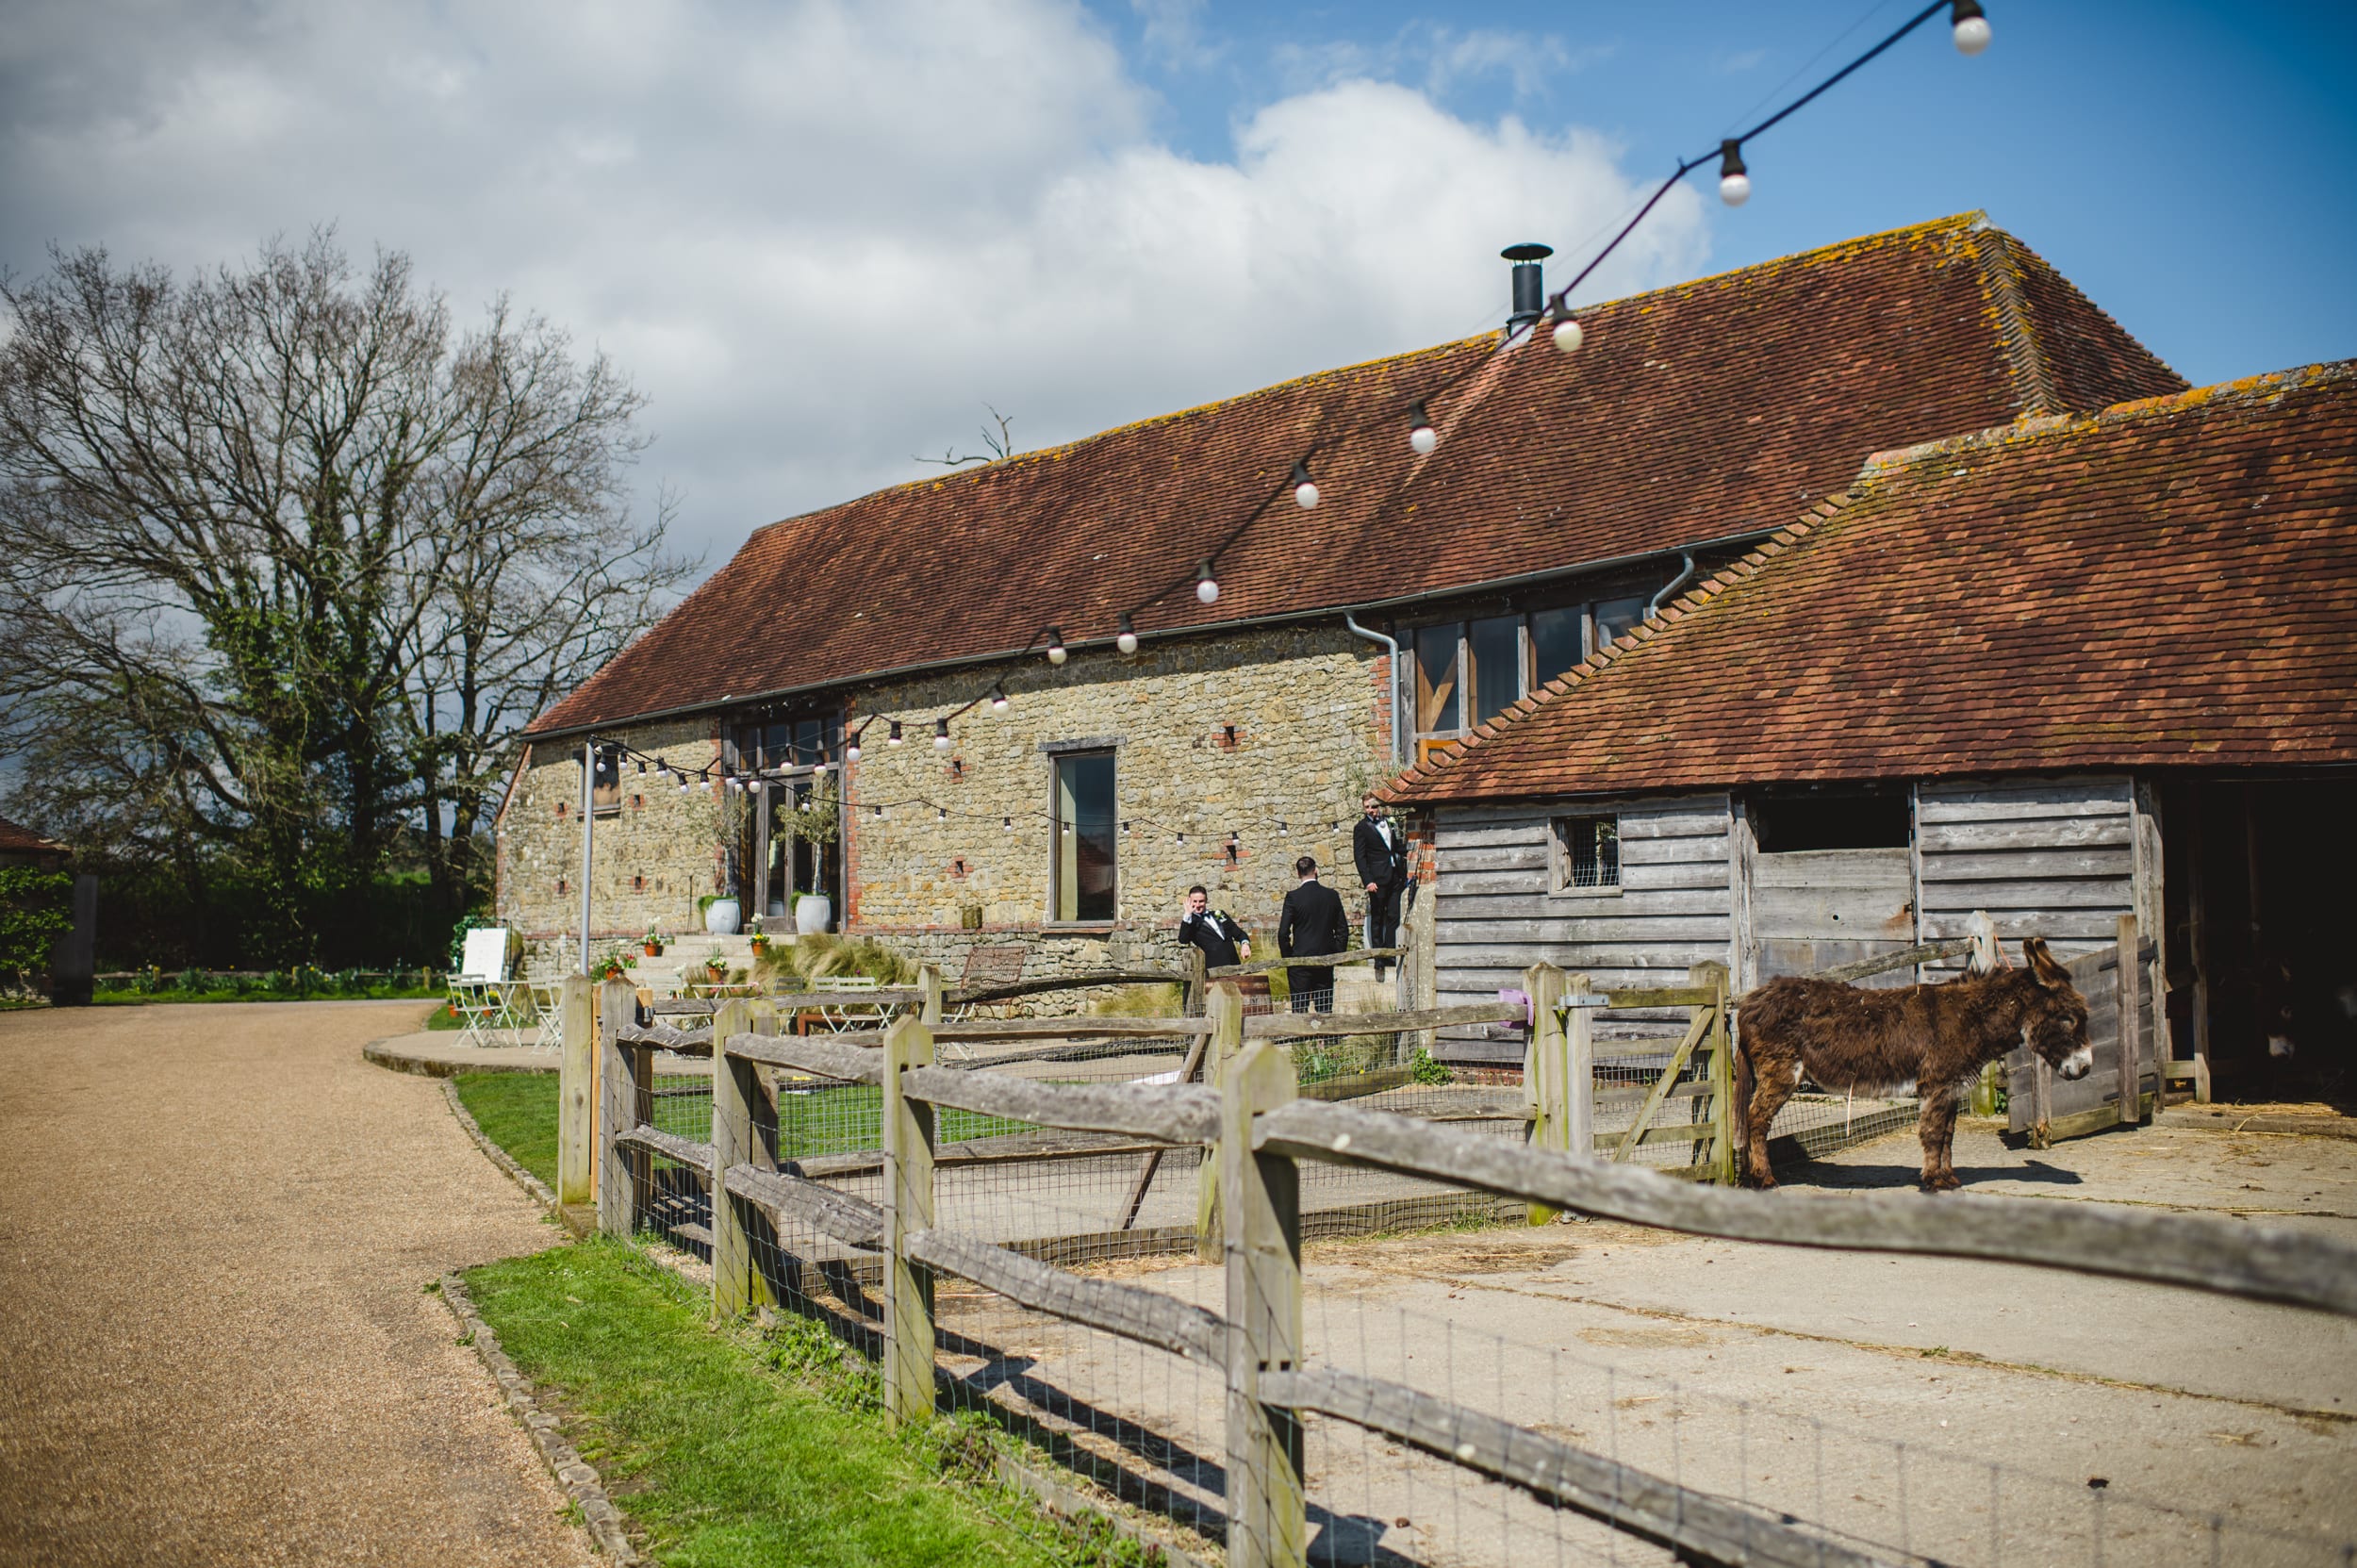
<box><xmin>447</xmin><ymin>927</ymin><xmax>521</xmax><ymax>1048</ymax></box>
<box><xmin>527</xmin><ymin>979</ymin><xmax>565</xmax><ymax>1049</ymax></box>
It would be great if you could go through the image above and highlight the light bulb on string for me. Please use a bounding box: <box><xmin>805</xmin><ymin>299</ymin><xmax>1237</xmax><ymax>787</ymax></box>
<box><xmin>1046</xmin><ymin>627</ymin><xmax>1067</xmax><ymax>666</ymax></box>
<box><xmin>636</xmin><ymin>758</ymin><xmax>647</xmax><ymax>775</ymax></box>
<box><xmin>1408</xmin><ymin>401</ymin><xmax>1437</xmax><ymax>456</ymax></box>
<box><xmin>933</xmin><ymin>718</ymin><xmax>950</xmax><ymax>751</ymax></box>
<box><xmin>1550</xmin><ymin>309</ymin><xmax>1584</xmax><ymax>355</ymax></box>
<box><xmin>1116</xmin><ymin>614</ymin><xmax>1139</xmax><ymax>656</ymax></box>
<box><xmin>937</xmin><ymin>805</ymin><xmax>948</xmax><ymax>820</ymax></box>
<box><xmin>1951</xmin><ymin>0</ymin><xmax>1990</xmax><ymax>54</ymax></box>
<box><xmin>888</xmin><ymin>720</ymin><xmax>902</xmax><ymax>747</ymax></box>
<box><xmin>846</xmin><ymin>735</ymin><xmax>862</xmax><ymax>762</ymax></box>
<box><xmin>1195</xmin><ymin>560</ymin><xmax>1219</xmax><ymax>605</ymax></box>
<box><xmin>1718</xmin><ymin>140</ymin><xmax>1751</xmax><ymax>206</ymax></box>
<box><xmin>1002</xmin><ymin>817</ymin><xmax>1013</xmax><ymax>832</ymax></box>
<box><xmin>989</xmin><ymin>683</ymin><xmax>1009</xmax><ymax>713</ymax></box>
<box><xmin>1121</xmin><ymin>820</ymin><xmax>1131</xmax><ymax>835</ymax></box>
<box><xmin>1291</xmin><ymin>460</ymin><xmax>1319</xmax><ymax>510</ymax></box>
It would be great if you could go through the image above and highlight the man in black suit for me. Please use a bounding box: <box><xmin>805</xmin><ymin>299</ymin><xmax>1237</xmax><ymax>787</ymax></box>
<box><xmin>1177</xmin><ymin>884</ymin><xmax>1250</xmax><ymax>970</ymax></box>
<box><xmin>1352</xmin><ymin>794</ymin><xmax>1409</xmax><ymax>980</ymax></box>
<box><xmin>1277</xmin><ymin>855</ymin><xmax>1348</xmax><ymax>1013</ymax></box>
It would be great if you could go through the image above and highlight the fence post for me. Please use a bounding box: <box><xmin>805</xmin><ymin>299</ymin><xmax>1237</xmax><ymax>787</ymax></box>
<box><xmin>1523</xmin><ymin>962</ymin><xmax>1568</xmax><ymax>1224</ymax></box>
<box><xmin>1692</xmin><ymin>961</ymin><xmax>1736</xmax><ymax>1185</ymax></box>
<box><xmin>2117</xmin><ymin>914</ymin><xmax>2142</xmax><ymax>1128</ymax></box>
<box><xmin>881</xmin><ymin>1014</ymin><xmax>936</xmax><ymax>1429</ymax></box>
<box><xmin>1182</xmin><ymin>947</ymin><xmax>1209</xmax><ymax>1017</ymax></box>
<box><xmin>1196</xmin><ymin>978</ymin><xmax>1244</xmax><ymax>1262</ymax></box>
<box><xmin>1221</xmin><ymin>1014</ymin><xmax>1307</xmax><ymax>1568</ymax></box>
<box><xmin>556</xmin><ymin>973</ymin><xmax>595</xmax><ymax>1206</ymax></box>
<box><xmin>596</xmin><ymin>977</ymin><xmax>644</xmax><ymax>1238</ymax></box>
<box><xmin>918</xmin><ymin>962</ymin><xmax>944</xmax><ymax>1027</ymax></box>
<box><xmin>711</xmin><ymin>998</ymin><xmax>778</xmax><ymax>1319</ymax></box>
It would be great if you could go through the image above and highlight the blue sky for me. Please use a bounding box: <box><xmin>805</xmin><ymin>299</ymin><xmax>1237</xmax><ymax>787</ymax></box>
<box><xmin>3</xmin><ymin>1</ymin><xmax>2349</xmax><ymax>568</ymax></box>
<box><xmin>1100</xmin><ymin>0</ymin><xmax>2357</xmax><ymax>387</ymax></box>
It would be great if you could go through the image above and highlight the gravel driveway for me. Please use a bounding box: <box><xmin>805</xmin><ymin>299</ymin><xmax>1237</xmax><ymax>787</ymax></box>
<box><xmin>0</xmin><ymin>1001</ymin><xmax>595</xmax><ymax>1567</ymax></box>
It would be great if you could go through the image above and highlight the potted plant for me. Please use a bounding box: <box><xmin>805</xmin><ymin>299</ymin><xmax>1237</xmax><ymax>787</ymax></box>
<box><xmin>642</xmin><ymin>927</ymin><xmax>667</xmax><ymax>958</ymax></box>
<box><xmin>747</xmin><ymin>914</ymin><xmax>770</xmax><ymax>957</ymax></box>
<box><xmin>702</xmin><ymin>952</ymin><xmax>731</xmax><ymax>983</ymax></box>
<box><xmin>701</xmin><ymin>892</ymin><xmax>741</xmax><ymax>935</ymax></box>
<box><xmin>794</xmin><ymin>888</ymin><xmax>832</xmax><ymax>936</ymax></box>
<box><xmin>595</xmin><ymin>947</ymin><xmax>638</xmax><ymax>982</ymax></box>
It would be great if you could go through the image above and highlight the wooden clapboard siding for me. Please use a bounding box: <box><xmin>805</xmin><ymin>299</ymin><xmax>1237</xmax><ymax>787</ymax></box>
<box><xmin>1430</xmin><ymin>796</ymin><xmax>1733</xmax><ymax>1053</ymax></box>
<box><xmin>1750</xmin><ymin>846</ymin><xmax>1915</xmax><ymax>986</ymax></box>
<box><xmin>1919</xmin><ymin>776</ymin><xmax>2138</xmax><ymax>966</ymax></box>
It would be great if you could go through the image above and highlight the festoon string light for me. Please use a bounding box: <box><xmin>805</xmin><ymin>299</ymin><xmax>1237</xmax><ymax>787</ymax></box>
<box><xmin>585</xmin><ymin>2</ymin><xmax>1987</xmax><ymax>791</ymax></box>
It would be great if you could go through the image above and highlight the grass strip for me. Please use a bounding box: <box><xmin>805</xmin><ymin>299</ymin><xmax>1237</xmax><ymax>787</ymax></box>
<box><xmin>454</xmin><ymin>1072</ymin><xmax>564</xmax><ymax>1191</ymax></box>
<box><xmin>466</xmin><ymin>1239</ymin><xmax>1149</xmax><ymax>1567</ymax></box>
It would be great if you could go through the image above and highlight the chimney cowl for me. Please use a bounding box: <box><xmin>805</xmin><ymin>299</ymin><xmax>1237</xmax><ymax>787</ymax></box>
<box><xmin>1502</xmin><ymin>242</ymin><xmax>1554</xmax><ymax>340</ymax></box>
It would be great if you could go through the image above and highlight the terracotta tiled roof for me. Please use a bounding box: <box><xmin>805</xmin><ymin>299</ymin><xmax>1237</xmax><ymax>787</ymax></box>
<box><xmin>531</xmin><ymin>214</ymin><xmax>2181</xmax><ymax>736</ymax></box>
<box><xmin>1382</xmin><ymin>361</ymin><xmax>2357</xmax><ymax>806</ymax></box>
<box><xmin>0</xmin><ymin>816</ymin><xmax>67</xmax><ymax>856</ymax></box>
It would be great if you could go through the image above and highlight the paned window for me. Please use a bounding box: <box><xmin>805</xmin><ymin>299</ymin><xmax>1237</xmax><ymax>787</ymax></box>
<box><xmin>1413</xmin><ymin>623</ymin><xmax>1460</xmax><ymax>735</ymax></box>
<box><xmin>1409</xmin><ymin>589</ymin><xmax>1661</xmax><ymax>751</ymax></box>
<box><xmin>1469</xmin><ymin>615</ymin><xmax>1522</xmax><ymax>725</ymax></box>
<box><xmin>1527</xmin><ymin>605</ymin><xmax>1584</xmax><ymax>689</ymax></box>
<box><xmin>1552</xmin><ymin>815</ymin><xmax>1621</xmax><ymax>892</ymax></box>
<box><xmin>1053</xmin><ymin>751</ymin><xmax>1117</xmax><ymax>922</ymax></box>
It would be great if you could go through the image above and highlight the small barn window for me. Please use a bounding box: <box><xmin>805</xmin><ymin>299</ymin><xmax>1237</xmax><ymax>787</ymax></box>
<box><xmin>1552</xmin><ymin>815</ymin><xmax>1620</xmax><ymax>892</ymax></box>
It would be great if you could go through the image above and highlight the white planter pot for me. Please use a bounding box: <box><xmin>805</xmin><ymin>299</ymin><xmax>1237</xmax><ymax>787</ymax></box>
<box><xmin>704</xmin><ymin>898</ymin><xmax>741</xmax><ymax>935</ymax></box>
<box><xmin>795</xmin><ymin>895</ymin><xmax>832</xmax><ymax>935</ymax></box>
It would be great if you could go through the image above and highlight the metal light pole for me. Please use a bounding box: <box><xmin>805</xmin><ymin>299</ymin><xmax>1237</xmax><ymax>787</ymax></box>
<box><xmin>579</xmin><ymin>737</ymin><xmax>596</xmax><ymax>977</ymax></box>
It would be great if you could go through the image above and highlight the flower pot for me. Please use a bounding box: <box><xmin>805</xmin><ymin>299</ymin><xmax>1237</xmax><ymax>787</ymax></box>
<box><xmin>643</xmin><ymin>943</ymin><xmax>662</xmax><ymax>957</ymax></box>
<box><xmin>795</xmin><ymin>895</ymin><xmax>832</xmax><ymax>935</ymax></box>
<box><xmin>704</xmin><ymin>898</ymin><xmax>741</xmax><ymax>935</ymax></box>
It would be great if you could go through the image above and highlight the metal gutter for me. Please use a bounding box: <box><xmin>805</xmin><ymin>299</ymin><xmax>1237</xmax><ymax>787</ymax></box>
<box><xmin>1343</xmin><ymin>614</ymin><xmax>1406</xmax><ymax>765</ymax></box>
<box><xmin>525</xmin><ymin>525</ymin><xmax>1783</xmax><ymax>743</ymax></box>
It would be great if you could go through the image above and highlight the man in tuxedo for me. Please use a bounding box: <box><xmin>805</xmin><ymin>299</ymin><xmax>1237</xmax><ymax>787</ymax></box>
<box><xmin>1352</xmin><ymin>794</ymin><xmax>1409</xmax><ymax>980</ymax></box>
<box><xmin>1277</xmin><ymin>855</ymin><xmax>1348</xmax><ymax>1013</ymax></box>
<box><xmin>1177</xmin><ymin>884</ymin><xmax>1250</xmax><ymax>970</ymax></box>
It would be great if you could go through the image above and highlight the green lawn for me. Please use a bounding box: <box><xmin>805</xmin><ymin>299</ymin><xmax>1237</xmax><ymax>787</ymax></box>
<box><xmin>453</xmin><ymin>1069</ymin><xmax>1032</xmax><ymax>1183</ymax></box>
<box><xmin>453</xmin><ymin>1072</ymin><xmax>565</xmax><ymax>1190</ymax></box>
<box><xmin>463</xmin><ymin>1241</ymin><xmax>1093</xmax><ymax>1568</ymax></box>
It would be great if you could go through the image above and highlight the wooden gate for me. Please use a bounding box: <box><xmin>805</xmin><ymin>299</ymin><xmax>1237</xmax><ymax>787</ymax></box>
<box><xmin>2007</xmin><ymin>916</ymin><xmax>2165</xmax><ymax>1147</ymax></box>
<box><xmin>1526</xmin><ymin>962</ymin><xmax>1736</xmax><ymax>1189</ymax></box>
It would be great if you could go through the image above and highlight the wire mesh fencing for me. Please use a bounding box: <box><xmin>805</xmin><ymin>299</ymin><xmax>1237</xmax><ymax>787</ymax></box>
<box><xmin>584</xmin><ymin>969</ymin><xmax>2357</xmax><ymax>1568</ymax></box>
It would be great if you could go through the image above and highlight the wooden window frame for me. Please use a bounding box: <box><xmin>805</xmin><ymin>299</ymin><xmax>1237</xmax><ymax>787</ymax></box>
<box><xmin>1549</xmin><ymin>812</ymin><xmax>1623</xmax><ymax>898</ymax></box>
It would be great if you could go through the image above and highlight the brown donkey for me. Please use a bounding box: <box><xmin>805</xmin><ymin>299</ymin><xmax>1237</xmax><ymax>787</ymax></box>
<box><xmin>1734</xmin><ymin>937</ymin><xmax>2093</xmax><ymax>1191</ymax></box>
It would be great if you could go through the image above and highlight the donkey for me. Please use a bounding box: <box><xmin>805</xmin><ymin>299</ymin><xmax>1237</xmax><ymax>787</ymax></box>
<box><xmin>1734</xmin><ymin>937</ymin><xmax>2092</xmax><ymax>1192</ymax></box>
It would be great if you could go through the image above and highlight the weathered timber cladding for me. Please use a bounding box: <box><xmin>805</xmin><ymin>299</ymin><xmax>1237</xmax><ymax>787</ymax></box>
<box><xmin>1918</xmin><ymin>776</ymin><xmax>2141</xmax><ymax>966</ymax></box>
<box><xmin>1748</xmin><ymin>845</ymin><xmax>1914</xmax><ymax>986</ymax></box>
<box><xmin>1431</xmin><ymin>796</ymin><xmax>1734</xmax><ymax>1034</ymax></box>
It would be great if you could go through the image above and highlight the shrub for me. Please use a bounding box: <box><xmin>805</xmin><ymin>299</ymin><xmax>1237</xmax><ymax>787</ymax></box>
<box><xmin>0</xmin><ymin>867</ymin><xmax>72</xmax><ymax>992</ymax></box>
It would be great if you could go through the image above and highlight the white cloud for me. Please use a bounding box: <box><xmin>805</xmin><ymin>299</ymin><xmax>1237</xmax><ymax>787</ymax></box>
<box><xmin>0</xmin><ymin>0</ymin><xmax>1707</xmax><ymax>566</ymax></box>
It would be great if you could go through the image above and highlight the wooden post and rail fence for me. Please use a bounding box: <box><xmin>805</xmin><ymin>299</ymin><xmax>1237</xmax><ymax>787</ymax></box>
<box><xmin>569</xmin><ymin>970</ymin><xmax>2357</xmax><ymax>1568</ymax></box>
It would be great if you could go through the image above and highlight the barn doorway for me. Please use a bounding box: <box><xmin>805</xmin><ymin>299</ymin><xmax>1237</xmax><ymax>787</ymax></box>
<box><xmin>2161</xmin><ymin>777</ymin><xmax>2357</xmax><ymax>1107</ymax></box>
<box><xmin>1743</xmin><ymin>785</ymin><xmax>1917</xmax><ymax>988</ymax></box>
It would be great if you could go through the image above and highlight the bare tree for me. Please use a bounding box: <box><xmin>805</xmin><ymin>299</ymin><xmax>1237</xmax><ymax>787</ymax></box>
<box><xmin>0</xmin><ymin>233</ymin><xmax>696</xmax><ymax>958</ymax></box>
<box><xmin>913</xmin><ymin>402</ymin><xmax>1016</xmax><ymax>468</ymax></box>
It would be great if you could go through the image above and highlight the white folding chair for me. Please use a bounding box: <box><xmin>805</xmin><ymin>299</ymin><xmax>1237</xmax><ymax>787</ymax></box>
<box><xmin>449</xmin><ymin>928</ymin><xmax>520</xmax><ymax>1048</ymax></box>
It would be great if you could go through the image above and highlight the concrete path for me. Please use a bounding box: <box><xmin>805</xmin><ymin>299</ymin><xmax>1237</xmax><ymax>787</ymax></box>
<box><xmin>0</xmin><ymin>1002</ymin><xmax>595</xmax><ymax>1568</ymax></box>
<box><xmin>952</xmin><ymin>1118</ymin><xmax>2357</xmax><ymax>1566</ymax></box>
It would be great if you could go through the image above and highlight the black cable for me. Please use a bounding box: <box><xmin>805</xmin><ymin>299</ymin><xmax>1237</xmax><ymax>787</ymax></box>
<box><xmin>596</xmin><ymin>2</ymin><xmax>1977</xmax><ymax>751</ymax></box>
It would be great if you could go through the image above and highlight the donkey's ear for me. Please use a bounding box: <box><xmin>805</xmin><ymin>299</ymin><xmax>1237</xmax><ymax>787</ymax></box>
<box><xmin>2023</xmin><ymin>936</ymin><xmax>2069</xmax><ymax>989</ymax></box>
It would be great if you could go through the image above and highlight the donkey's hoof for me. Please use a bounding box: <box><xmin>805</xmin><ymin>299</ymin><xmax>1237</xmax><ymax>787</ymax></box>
<box><xmin>1920</xmin><ymin>1173</ymin><xmax>1961</xmax><ymax>1194</ymax></box>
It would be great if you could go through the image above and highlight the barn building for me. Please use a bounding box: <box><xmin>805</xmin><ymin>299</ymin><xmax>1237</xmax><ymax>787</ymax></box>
<box><xmin>499</xmin><ymin>214</ymin><xmax>2187</xmax><ymax>993</ymax></box>
<box><xmin>1379</xmin><ymin>360</ymin><xmax>2357</xmax><ymax>1107</ymax></box>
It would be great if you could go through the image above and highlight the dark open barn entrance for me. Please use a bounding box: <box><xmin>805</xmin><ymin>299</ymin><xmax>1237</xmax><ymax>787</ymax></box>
<box><xmin>2163</xmin><ymin>775</ymin><xmax>2357</xmax><ymax>1107</ymax></box>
